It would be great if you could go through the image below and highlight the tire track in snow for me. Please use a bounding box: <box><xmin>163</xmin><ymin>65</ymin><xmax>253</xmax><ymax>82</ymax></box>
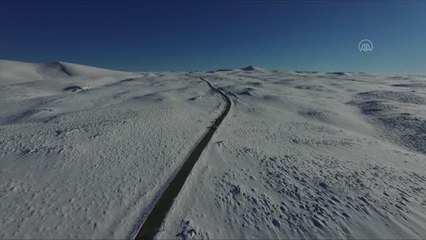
<box><xmin>135</xmin><ymin>77</ymin><xmax>231</xmax><ymax>239</ymax></box>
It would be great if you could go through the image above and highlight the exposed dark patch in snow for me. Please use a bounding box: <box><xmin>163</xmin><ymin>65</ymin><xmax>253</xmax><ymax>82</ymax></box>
<box><xmin>63</xmin><ymin>85</ymin><xmax>83</xmax><ymax>92</ymax></box>
<box><xmin>175</xmin><ymin>219</ymin><xmax>208</xmax><ymax>240</ymax></box>
<box><xmin>357</xmin><ymin>90</ymin><xmax>426</xmax><ymax>105</ymax></box>
<box><xmin>298</xmin><ymin>109</ymin><xmax>334</xmax><ymax>123</ymax></box>
<box><xmin>351</xmin><ymin>91</ymin><xmax>426</xmax><ymax>154</ymax></box>
<box><xmin>392</xmin><ymin>83</ymin><xmax>426</xmax><ymax>88</ymax></box>
<box><xmin>326</xmin><ymin>72</ymin><xmax>347</xmax><ymax>76</ymax></box>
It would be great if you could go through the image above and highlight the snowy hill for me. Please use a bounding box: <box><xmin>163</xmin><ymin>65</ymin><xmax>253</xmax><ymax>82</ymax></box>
<box><xmin>0</xmin><ymin>60</ymin><xmax>67</xmax><ymax>84</ymax></box>
<box><xmin>0</xmin><ymin>60</ymin><xmax>127</xmax><ymax>85</ymax></box>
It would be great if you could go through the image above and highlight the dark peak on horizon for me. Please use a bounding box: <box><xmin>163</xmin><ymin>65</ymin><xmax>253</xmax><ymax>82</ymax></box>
<box><xmin>240</xmin><ymin>65</ymin><xmax>264</xmax><ymax>71</ymax></box>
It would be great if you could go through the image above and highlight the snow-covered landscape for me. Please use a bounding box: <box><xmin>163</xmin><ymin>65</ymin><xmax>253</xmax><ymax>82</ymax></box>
<box><xmin>1</xmin><ymin>60</ymin><xmax>425</xmax><ymax>239</ymax></box>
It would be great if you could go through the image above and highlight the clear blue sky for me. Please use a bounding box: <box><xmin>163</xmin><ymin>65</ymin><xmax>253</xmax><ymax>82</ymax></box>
<box><xmin>1</xmin><ymin>0</ymin><xmax>425</xmax><ymax>73</ymax></box>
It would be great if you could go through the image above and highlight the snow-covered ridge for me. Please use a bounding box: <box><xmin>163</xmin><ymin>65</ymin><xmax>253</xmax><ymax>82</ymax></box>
<box><xmin>0</xmin><ymin>59</ymin><xmax>129</xmax><ymax>83</ymax></box>
<box><xmin>0</xmin><ymin>60</ymin><xmax>142</xmax><ymax>102</ymax></box>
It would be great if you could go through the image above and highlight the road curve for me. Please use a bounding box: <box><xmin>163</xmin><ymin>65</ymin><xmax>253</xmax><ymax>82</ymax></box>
<box><xmin>134</xmin><ymin>77</ymin><xmax>231</xmax><ymax>239</ymax></box>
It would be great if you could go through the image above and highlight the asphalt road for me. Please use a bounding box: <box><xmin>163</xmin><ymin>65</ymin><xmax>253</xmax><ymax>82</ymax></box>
<box><xmin>135</xmin><ymin>77</ymin><xmax>231</xmax><ymax>239</ymax></box>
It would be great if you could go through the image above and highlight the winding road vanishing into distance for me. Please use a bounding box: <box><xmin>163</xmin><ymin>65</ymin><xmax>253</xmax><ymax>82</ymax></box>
<box><xmin>135</xmin><ymin>77</ymin><xmax>231</xmax><ymax>239</ymax></box>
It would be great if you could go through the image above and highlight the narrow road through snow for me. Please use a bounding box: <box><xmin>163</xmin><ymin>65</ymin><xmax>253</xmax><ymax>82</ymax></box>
<box><xmin>135</xmin><ymin>77</ymin><xmax>231</xmax><ymax>239</ymax></box>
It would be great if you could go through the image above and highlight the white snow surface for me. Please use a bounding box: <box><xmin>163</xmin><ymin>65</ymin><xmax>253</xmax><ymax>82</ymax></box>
<box><xmin>158</xmin><ymin>70</ymin><xmax>426</xmax><ymax>239</ymax></box>
<box><xmin>1</xmin><ymin>61</ymin><xmax>426</xmax><ymax>239</ymax></box>
<box><xmin>0</xmin><ymin>60</ymin><xmax>223</xmax><ymax>239</ymax></box>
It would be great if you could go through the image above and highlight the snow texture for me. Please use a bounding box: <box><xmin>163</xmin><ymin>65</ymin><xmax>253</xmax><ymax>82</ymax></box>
<box><xmin>0</xmin><ymin>60</ymin><xmax>222</xmax><ymax>239</ymax></box>
<box><xmin>1</xmin><ymin>61</ymin><xmax>425</xmax><ymax>239</ymax></box>
<box><xmin>158</xmin><ymin>69</ymin><xmax>426</xmax><ymax>239</ymax></box>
